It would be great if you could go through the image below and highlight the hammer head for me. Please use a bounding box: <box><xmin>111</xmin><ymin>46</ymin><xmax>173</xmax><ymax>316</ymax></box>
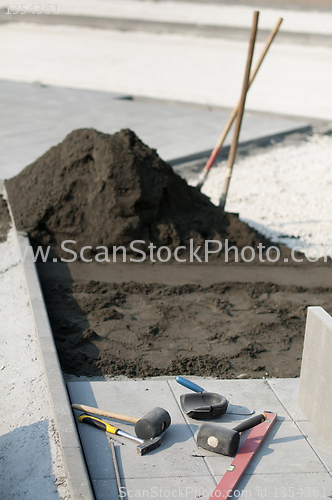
<box><xmin>197</xmin><ymin>423</ymin><xmax>240</xmax><ymax>457</ymax></box>
<box><xmin>136</xmin><ymin>434</ymin><xmax>163</xmax><ymax>456</ymax></box>
<box><xmin>135</xmin><ymin>407</ymin><xmax>171</xmax><ymax>440</ymax></box>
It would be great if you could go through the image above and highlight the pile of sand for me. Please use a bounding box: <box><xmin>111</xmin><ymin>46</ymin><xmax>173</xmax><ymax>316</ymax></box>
<box><xmin>5</xmin><ymin>128</ymin><xmax>322</xmax><ymax>379</ymax></box>
<box><xmin>0</xmin><ymin>196</ymin><xmax>11</xmax><ymax>243</ymax></box>
<box><xmin>6</xmin><ymin>128</ymin><xmax>285</xmax><ymax>261</ymax></box>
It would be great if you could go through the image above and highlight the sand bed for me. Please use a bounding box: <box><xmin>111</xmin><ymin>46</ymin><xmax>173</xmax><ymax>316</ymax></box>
<box><xmin>5</xmin><ymin>128</ymin><xmax>332</xmax><ymax>381</ymax></box>
<box><xmin>0</xmin><ymin>194</ymin><xmax>11</xmax><ymax>243</ymax></box>
<box><xmin>37</xmin><ymin>263</ymin><xmax>332</xmax><ymax>379</ymax></box>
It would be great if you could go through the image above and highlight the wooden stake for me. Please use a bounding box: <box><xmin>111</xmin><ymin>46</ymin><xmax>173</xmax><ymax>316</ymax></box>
<box><xmin>219</xmin><ymin>11</ymin><xmax>259</xmax><ymax>210</ymax></box>
<box><xmin>197</xmin><ymin>17</ymin><xmax>282</xmax><ymax>190</ymax></box>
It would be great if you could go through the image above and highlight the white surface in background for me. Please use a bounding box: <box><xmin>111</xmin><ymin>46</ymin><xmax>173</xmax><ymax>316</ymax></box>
<box><xmin>197</xmin><ymin>134</ymin><xmax>332</xmax><ymax>255</ymax></box>
<box><xmin>0</xmin><ymin>186</ymin><xmax>70</xmax><ymax>499</ymax></box>
<box><xmin>2</xmin><ymin>0</ymin><xmax>332</xmax><ymax>35</ymax></box>
<box><xmin>1</xmin><ymin>23</ymin><xmax>332</xmax><ymax>120</ymax></box>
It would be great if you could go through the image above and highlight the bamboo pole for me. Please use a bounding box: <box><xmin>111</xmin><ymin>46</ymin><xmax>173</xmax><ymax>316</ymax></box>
<box><xmin>196</xmin><ymin>17</ymin><xmax>283</xmax><ymax>190</ymax></box>
<box><xmin>219</xmin><ymin>11</ymin><xmax>259</xmax><ymax>210</ymax></box>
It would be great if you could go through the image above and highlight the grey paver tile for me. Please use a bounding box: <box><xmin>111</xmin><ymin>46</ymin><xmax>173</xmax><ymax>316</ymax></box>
<box><xmin>214</xmin><ymin>472</ymin><xmax>332</xmax><ymax>500</ymax></box>
<box><xmin>91</xmin><ymin>479</ymin><xmax>120</xmax><ymax>500</ymax></box>
<box><xmin>168</xmin><ymin>378</ymin><xmax>291</xmax><ymax>423</ymax></box>
<box><xmin>0</xmin><ymin>80</ymin><xmax>310</xmax><ymax>179</ymax></box>
<box><xmin>93</xmin><ymin>476</ymin><xmax>217</xmax><ymax>500</ymax></box>
<box><xmin>267</xmin><ymin>378</ymin><xmax>307</xmax><ymax>421</ymax></box>
<box><xmin>206</xmin><ymin>420</ymin><xmax>326</xmax><ymax>477</ymax></box>
<box><xmin>68</xmin><ymin>380</ymin><xmax>212</xmax><ymax>480</ymax></box>
<box><xmin>297</xmin><ymin>421</ymin><xmax>332</xmax><ymax>473</ymax></box>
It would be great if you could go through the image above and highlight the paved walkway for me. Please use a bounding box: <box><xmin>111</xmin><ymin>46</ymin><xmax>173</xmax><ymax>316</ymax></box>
<box><xmin>0</xmin><ymin>80</ymin><xmax>309</xmax><ymax>180</ymax></box>
<box><xmin>1</xmin><ymin>4</ymin><xmax>332</xmax><ymax>120</ymax></box>
<box><xmin>68</xmin><ymin>377</ymin><xmax>332</xmax><ymax>499</ymax></box>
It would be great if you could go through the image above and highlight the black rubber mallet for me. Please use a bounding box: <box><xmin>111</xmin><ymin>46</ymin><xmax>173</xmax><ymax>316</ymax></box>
<box><xmin>197</xmin><ymin>413</ymin><xmax>267</xmax><ymax>456</ymax></box>
<box><xmin>72</xmin><ymin>403</ymin><xmax>171</xmax><ymax>440</ymax></box>
<box><xmin>78</xmin><ymin>414</ymin><xmax>163</xmax><ymax>456</ymax></box>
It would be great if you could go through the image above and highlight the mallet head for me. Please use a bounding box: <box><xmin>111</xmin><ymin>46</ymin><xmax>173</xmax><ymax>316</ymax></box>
<box><xmin>197</xmin><ymin>413</ymin><xmax>267</xmax><ymax>456</ymax></box>
<box><xmin>135</xmin><ymin>407</ymin><xmax>171</xmax><ymax>440</ymax></box>
<box><xmin>136</xmin><ymin>434</ymin><xmax>163</xmax><ymax>456</ymax></box>
<box><xmin>197</xmin><ymin>423</ymin><xmax>240</xmax><ymax>456</ymax></box>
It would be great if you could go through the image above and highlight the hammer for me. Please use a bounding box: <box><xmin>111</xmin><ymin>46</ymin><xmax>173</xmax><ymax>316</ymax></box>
<box><xmin>197</xmin><ymin>413</ymin><xmax>267</xmax><ymax>456</ymax></box>
<box><xmin>78</xmin><ymin>414</ymin><xmax>163</xmax><ymax>455</ymax></box>
<box><xmin>72</xmin><ymin>403</ymin><xmax>171</xmax><ymax>440</ymax></box>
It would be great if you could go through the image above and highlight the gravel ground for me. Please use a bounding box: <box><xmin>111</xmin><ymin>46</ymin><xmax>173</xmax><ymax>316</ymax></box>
<box><xmin>197</xmin><ymin>132</ymin><xmax>332</xmax><ymax>256</ymax></box>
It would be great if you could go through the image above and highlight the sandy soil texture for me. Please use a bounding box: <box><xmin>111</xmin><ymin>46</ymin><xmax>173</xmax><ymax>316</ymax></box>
<box><xmin>0</xmin><ymin>194</ymin><xmax>11</xmax><ymax>243</ymax></box>
<box><xmin>37</xmin><ymin>266</ymin><xmax>332</xmax><ymax>380</ymax></box>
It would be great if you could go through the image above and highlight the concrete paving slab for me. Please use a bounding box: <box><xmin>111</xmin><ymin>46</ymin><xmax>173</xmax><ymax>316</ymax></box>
<box><xmin>67</xmin><ymin>377</ymin><xmax>332</xmax><ymax>499</ymax></box>
<box><xmin>217</xmin><ymin>472</ymin><xmax>332</xmax><ymax>500</ymax></box>
<box><xmin>91</xmin><ymin>479</ymin><xmax>119</xmax><ymax>500</ymax></box>
<box><xmin>93</xmin><ymin>476</ymin><xmax>217</xmax><ymax>500</ymax></box>
<box><xmin>2</xmin><ymin>22</ymin><xmax>332</xmax><ymax>120</ymax></box>
<box><xmin>0</xmin><ymin>80</ymin><xmax>310</xmax><ymax>179</ymax></box>
<box><xmin>267</xmin><ymin>377</ymin><xmax>307</xmax><ymax>421</ymax></box>
<box><xmin>205</xmin><ymin>420</ymin><xmax>327</xmax><ymax>476</ymax></box>
<box><xmin>73</xmin><ymin>424</ymin><xmax>118</xmax><ymax>481</ymax></box>
<box><xmin>246</xmin><ymin>420</ymin><xmax>326</xmax><ymax>474</ymax></box>
<box><xmin>299</xmin><ymin>307</ymin><xmax>332</xmax><ymax>449</ymax></box>
<box><xmin>268</xmin><ymin>351</ymin><xmax>332</xmax><ymax>473</ymax></box>
<box><xmin>67</xmin><ymin>380</ymin><xmax>212</xmax><ymax>481</ymax></box>
<box><xmin>296</xmin><ymin>421</ymin><xmax>332</xmax><ymax>473</ymax></box>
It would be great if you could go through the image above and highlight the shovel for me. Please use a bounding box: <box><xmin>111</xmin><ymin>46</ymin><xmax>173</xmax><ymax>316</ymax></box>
<box><xmin>176</xmin><ymin>376</ymin><xmax>254</xmax><ymax>419</ymax></box>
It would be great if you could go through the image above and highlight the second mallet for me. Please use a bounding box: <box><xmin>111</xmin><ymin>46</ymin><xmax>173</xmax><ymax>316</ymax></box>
<box><xmin>78</xmin><ymin>414</ymin><xmax>163</xmax><ymax>456</ymax></box>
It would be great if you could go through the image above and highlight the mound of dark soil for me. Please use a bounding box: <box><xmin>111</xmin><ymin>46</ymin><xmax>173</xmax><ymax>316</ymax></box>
<box><xmin>6</xmin><ymin>128</ymin><xmax>288</xmax><ymax>261</ymax></box>
<box><xmin>0</xmin><ymin>195</ymin><xmax>11</xmax><ymax>243</ymax></box>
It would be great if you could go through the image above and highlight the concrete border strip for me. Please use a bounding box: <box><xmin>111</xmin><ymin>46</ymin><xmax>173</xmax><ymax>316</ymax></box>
<box><xmin>1</xmin><ymin>10</ymin><xmax>332</xmax><ymax>46</ymax></box>
<box><xmin>4</xmin><ymin>189</ymin><xmax>95</xmax><ymax>500</ymax></box>
<box><xmin>168</xmin><ymin>124</ymin><xmax>312</xmax><ymax>166</ymax></box>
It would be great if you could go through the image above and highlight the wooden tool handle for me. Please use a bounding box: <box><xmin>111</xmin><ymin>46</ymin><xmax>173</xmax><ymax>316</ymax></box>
<box><xmin>219</xmin><ymin>11</ymin><xmax>259</xmax><ymax>210</ymax></box>
<box><xmin>72</xmin><ymin>403</ymin><xmax>139</xmax><ymax>424</ymax></box>
<box><xmin>201</xmin><ymin>17</ymin><xmax>283</xmax><ymax>179</ymax></box>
